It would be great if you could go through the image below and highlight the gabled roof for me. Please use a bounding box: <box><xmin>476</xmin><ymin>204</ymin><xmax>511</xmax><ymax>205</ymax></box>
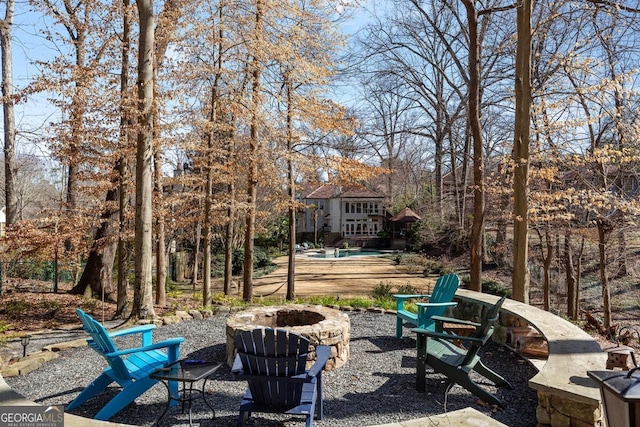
<box><xmin>389</xmin><ymin>207</ymin><xmax>421</xmax><ymax>223</ymax></box>
<box><xmin>301</xmin><ymin>184</ymin><xmax>335</xmax><ymax>199</ymax></box>
<box><xmin>301</xmin><ymin>184</ymin><xmax>384</xmax><ymax>200</ymax></box>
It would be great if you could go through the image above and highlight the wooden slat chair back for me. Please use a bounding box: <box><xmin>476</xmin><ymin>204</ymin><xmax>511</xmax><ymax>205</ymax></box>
<box><xmin>67</xmin><ymin>309</ymin><xmax>184</xmax><ymax>420</ymax></box>
<box><xmin>232</xmin><ymin>328</ymin><xmax>331</xmax><ymax>427</ymax></box>
<box><xmin>394</xmin><ymin>273</ymin><xmax>460</xmax><ymax>338</ymax></box>
<box><xmin>459</xmin><ymin>295</ymin><xmax>503</xmax><ymax>366</ymax></box>
<box><xmin>413</xmin><ymin>296</ymin><xmax>512</xmax><ymax>408</ymax></box>
<box><xmin>76</xmin><ymin>309</ymin><xmax>129</xmax><ymax>380</ymax></box>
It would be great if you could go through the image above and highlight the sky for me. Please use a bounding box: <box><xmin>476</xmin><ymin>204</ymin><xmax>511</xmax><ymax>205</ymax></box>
<box><xmin>6</xmin><ymin>0</ymin><xmax>374</xmax><ymax>158</ymax></box>
<box><xmin>11</xmin><ymin>0</ymin><xmax>61</xmax><ymax>154</ymax></box>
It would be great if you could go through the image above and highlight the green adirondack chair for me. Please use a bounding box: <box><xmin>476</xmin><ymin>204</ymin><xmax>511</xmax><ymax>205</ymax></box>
<box><xmin>394</xmin><ymin>273</ymin><xmax>460</xmax><ymax>338</ymax></box>
<box><xmin>413</xmin><ymin>296</ymin><xmax>512</xmax><ymax>408</ymax></box>
<box><xmin>67</xmin><ymin>309</ymin><xmax>184</xmax><ymax>420</ymax></box>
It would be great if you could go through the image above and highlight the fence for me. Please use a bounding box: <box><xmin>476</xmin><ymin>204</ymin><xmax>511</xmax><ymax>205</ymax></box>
<box><xmin>0</xmin><ymin>260</ymin><xmax>81</xmax><ymax>295</ymax></box>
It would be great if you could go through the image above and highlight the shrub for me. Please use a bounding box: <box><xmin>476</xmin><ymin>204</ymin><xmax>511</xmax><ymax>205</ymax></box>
<box><xmin>39</xmin><ymin>300</ymin><xmax>62</xmax><ymax>317</ymax></box>
<box><xmin>399</xmin><ymin>254</ymin><xmax>427</xmax><ymax>274</ymax></box>
<box><xmin>2</xmin><ymin>300</ymin><xmax>31</xmax><ymax>316</ymax></box>
<box><xmin>372</xmin><ymin>281</ymin><xmax>394</xmax><ymax>299</ymax></box>
<box><xmin>422</xmin><ymin>259</ymin><xmax>454</xmax><ymax>276</ymax></box>
<box><xmin>482</xmin><ymin>280</ymin><xmax>512</xmax><ymax>298</ymax></box>
<box><xmin>460</xmin><ymin>274</ymin><xmax>471</xmax><ymax>286</ymax></box>
<box><xmin>80</xmin><ymin>297</ymin><xmax>99</xmax><ymax>311</ymax></box>
<box><xmin>232</xmin><ymin>247</ymin><xmax>274</xmax><ymax>275</ymax></box>
<box><xmin>396</xmin><ymin>283</ymin><xmax>422</xmax><ymax>295</ymax></box>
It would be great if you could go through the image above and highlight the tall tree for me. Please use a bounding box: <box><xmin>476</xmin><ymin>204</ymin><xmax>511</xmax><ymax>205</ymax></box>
<box><xmin>0</xmin><ymin>0</ymin><xmax>17</xmax><ymax>226</ymax></box>
<box><xmin>153</xmin><ymin>0</ymin><xmax>184</xmax><ymax>307</ymax></box>
<box><xmin>242</xmin><ymin>0</ymin><xmax>264</xmax><ymax>303</ymax></box>
<box><xmin>133</xmin><ymin>0</ymin><xmax>156</xmax><ymax>318</ymax></box>
<box><xmin>31</xmin><ymin>0</ymin><xmax>121</xmax><ymax>299</ymax></box>
<box><xmin>116</xmin><ymin>0</ymin><xmax>133</xmax><ymax>318</ymax></box>
<box><xmin>460</xmin><ymin>0</ymin><xmax>484</xmax><ymax>292</ymax></box>
<box><xmin>512</xmin><ymin>0</ymin><xmax>532</xmax><ymax>303</ymax></box>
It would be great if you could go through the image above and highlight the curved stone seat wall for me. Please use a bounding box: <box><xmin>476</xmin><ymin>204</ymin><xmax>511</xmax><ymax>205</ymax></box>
<box><xmin>454</xmin><ymin>289</ymin><xmax>606</xmax><ymax>427</ymax></box>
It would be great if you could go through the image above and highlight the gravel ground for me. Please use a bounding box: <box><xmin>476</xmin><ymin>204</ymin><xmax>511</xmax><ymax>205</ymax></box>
<box><xmin>5</xmin><ymin>311</ymin><xmax>538</xmax><ymax>427</ymax></box>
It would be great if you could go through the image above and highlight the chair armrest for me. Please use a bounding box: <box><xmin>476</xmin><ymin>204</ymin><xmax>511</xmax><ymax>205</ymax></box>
<box><xmin>395</xmin><ymin>294</ymin><xmax>432</xmax><ymax>312</ymax></box>
<box><xmin>430</xmin><ymin>315</ymin><xmax>480</xmax><ymax>328</ymax></box>
<box><xmin>393</xmin><ymin>294</ymin><xmax>431</xmax><ymax>301</ymax></box>
<box><xmin>306</xmin><ymin>346</ymin><xmax>331</xmax><ymax>378</ymax></box>
<box><xmin>109</xmin><ymin>324</ymin><xmax>157</xmax><ymax>346</ymax></box>
<box><xmin>415</xmin><ymin>302</ymin><xmax>457</xmax><ymax>308</ymax></box>
<box><xmin>412</xmin><ymin>328</ymin><xmax>484</xmax><ymax>345</ymax></box>
<box><xmin>107</xmin><ymin>337</ymin><xmax>184</xmax><ymax>357</ymax></box>
<box><xmin>108</xmin><ymin>324</ymin><xmax>156</xmax><ymax>338</ymax></box>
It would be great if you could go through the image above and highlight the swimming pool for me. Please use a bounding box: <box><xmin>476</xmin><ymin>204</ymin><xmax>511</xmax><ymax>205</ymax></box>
<box><xmin>308</xmin><ymin>249</ymin><xmax>386</xmax><ymax>258</ymax></box>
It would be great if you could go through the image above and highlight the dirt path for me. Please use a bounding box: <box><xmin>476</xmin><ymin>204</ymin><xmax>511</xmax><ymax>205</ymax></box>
<box><xmin>248</xmin><ymin>252</ymin><xmax>437</xmax><ymax>298</ymax></box>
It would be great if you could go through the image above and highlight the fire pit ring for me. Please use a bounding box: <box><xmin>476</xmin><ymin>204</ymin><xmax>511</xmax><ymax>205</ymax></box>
<box><xmin>226</xmin><ymin>304</ymin><xmax>350</xmax><ymax>371</ymax></box>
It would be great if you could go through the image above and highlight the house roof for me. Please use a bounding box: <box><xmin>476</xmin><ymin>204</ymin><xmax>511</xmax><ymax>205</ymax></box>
<box><xmin>389</xmin><ymin>207</ymin><xmax>421</xmax><ymax>223</ymax></box>
<box><xmin>301</xmin><ymin>184</ymin><xmax>384</xmax><ymax>199</ymax></box>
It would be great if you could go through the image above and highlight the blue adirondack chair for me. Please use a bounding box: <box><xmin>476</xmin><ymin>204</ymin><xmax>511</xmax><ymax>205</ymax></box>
<box><xmin>394</xmin><ymin>273</ymin><xmax>460</xmax><ymax>338</ymax></box>
<box><xmin>67</xmin><ymin>309</ymin><xmax>184</xmax><ymax>421</ymax></box>
<box><xmin>232</xmin><ymin>328</ymin><xmax>331</xmax><ymax>427</ymax></box>
<box><xmin>413</xmin><ymin>296</ymin><xmax>512</xmax><ymax>408</ymax></box>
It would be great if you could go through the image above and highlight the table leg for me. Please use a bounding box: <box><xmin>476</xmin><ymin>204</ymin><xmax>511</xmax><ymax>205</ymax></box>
<box><xmin>200</xmin><ymin>377</ymin><xmax>217</xmax><ymax>418</ymax></box>
<box><xmin>154</xmin><ymin>380</ymin><xmax>177</xmax><ymax>427</ymax></box>
<box><xmin>155</xmin><ymin>379</ymin><xmax>216</xmax><ymax>426</ymax></box>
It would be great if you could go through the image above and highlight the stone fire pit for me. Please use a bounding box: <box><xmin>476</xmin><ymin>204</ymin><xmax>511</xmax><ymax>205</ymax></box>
<box><xmin>225</xmin><ymin>304</ymin><xmax>350</xmax><ymax>371</ymax></box>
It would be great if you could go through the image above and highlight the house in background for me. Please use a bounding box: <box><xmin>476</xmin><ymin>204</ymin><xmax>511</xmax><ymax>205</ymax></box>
<box><xmin>297</xmin><ymin>184</ymin><xmax>386</xmax><ymax>248</ymax></box>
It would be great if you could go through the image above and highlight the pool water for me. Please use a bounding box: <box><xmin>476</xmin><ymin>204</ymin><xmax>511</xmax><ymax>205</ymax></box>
<box><xmin>309</xmin><ymin>249</ymin><xmax>385</xmax><ymax>258</ymax></box>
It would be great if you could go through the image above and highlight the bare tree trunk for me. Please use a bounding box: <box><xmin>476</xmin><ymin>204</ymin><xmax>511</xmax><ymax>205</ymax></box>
<box><xmin>203</xmin><ymin>175</ymin><xmax>212</xmax><ymax>306</ymax></box>
<box><xmin>72</xmin><ymin>187</ymin><xmax>119</xmax><ymax>300</ymax></box>
<box><xmin>535</xmin><ymin>226</ymin><xmax>552</xmax><ymax>311</ymax></box>
<box><xmin>448</xmin><ymin>130</ymin><xmax>462</xmax><ymax>228</ymax></box>
<box><xmin>242</xmin><ymin>0</ymin><xmax>263</xmax><ymax>303</ymax></box>
<box><xmin>133</xmin><ymin>0</ymin><xmax>156</xmax><ymax>319</ymax></box>
<box><xmin>462</xmin><ymin>0</ymin><xmax>483</xmax><ymax>292</ymax></box>
<box><xmin>224</xmin><ymin>199</ymin><xmax>234</xmax><ymax>295</ymax></box>
<box><xmin>616</xmin><ymin>228</ymin><xmax>628</xmax><ymax>277</ymax></box>
<box><xmin>564</xmin><ymin>228</ymin><xmax>577</xmax><ymax>319</ymax></box>
<box><xmin>494</xmin><ymin>166</ymin><xmax>510</xmax><ymax>268</ymax></box>
<box><xmin>192</xmin><ymin>218</ymin><xmax>201</xmax><ymax>289</ymax></box>
<box><xmin>285</xmin><ymin>71</ymin><xmax>295</xmax><ymax>301</ymax></box>
<box><xmin>116</xmin><ymin>0</ymin><xmax>132</xmax><ymax>318</ymax></box>
<box><xmin>154</xmin><ymin>151</ymin><xmax>167</xmax><ymax>307</ymax></box>
<box><xmin>67</xmin><ymin>27</ymin><xmax>87</xmax><ymax>215</ymax></box>
<box><xmin>201</xmin><ymin>81</ymin><xmax>219</xmax><ymax>308</ymax></box>
<box><xmin>576</xmin><ymin>237</ymin><xmax>585</xmax><ymax>316</ymax></box>
<box><xmin>74</xmin><ymin>238</ymin><xmax>117</xmax><ymax>302</ymax></box>
<box><xmin>597</xmin><ymin>218</ymin><xmax>612</xmax><ymax>334</ymax></box>
<box><xmin>1</xmin><ymin>0</ymin><xmax>17</xmax><ymax>226</ymax></box>
<box><xmin>512</xmin><ymin>0</ymin><xmax>532</xmax><ymax>303</ymax></box>
<box><xmin>151</xmin><ymin>0</ymin><xmax>183</xmax><ymax>308</ymax></box>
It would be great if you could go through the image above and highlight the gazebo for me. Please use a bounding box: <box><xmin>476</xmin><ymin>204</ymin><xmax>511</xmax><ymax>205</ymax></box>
<box><xmin>389</xmin><ymin>207</ymin><xmax>421</xmax><ymax>248</ymax></box>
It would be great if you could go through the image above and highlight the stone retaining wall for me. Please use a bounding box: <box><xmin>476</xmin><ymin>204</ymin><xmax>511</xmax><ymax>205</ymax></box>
<box><xmin>454</xmin><ymin>290</ymin><xmax>606</xmax><ymax>427</ymax></box>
